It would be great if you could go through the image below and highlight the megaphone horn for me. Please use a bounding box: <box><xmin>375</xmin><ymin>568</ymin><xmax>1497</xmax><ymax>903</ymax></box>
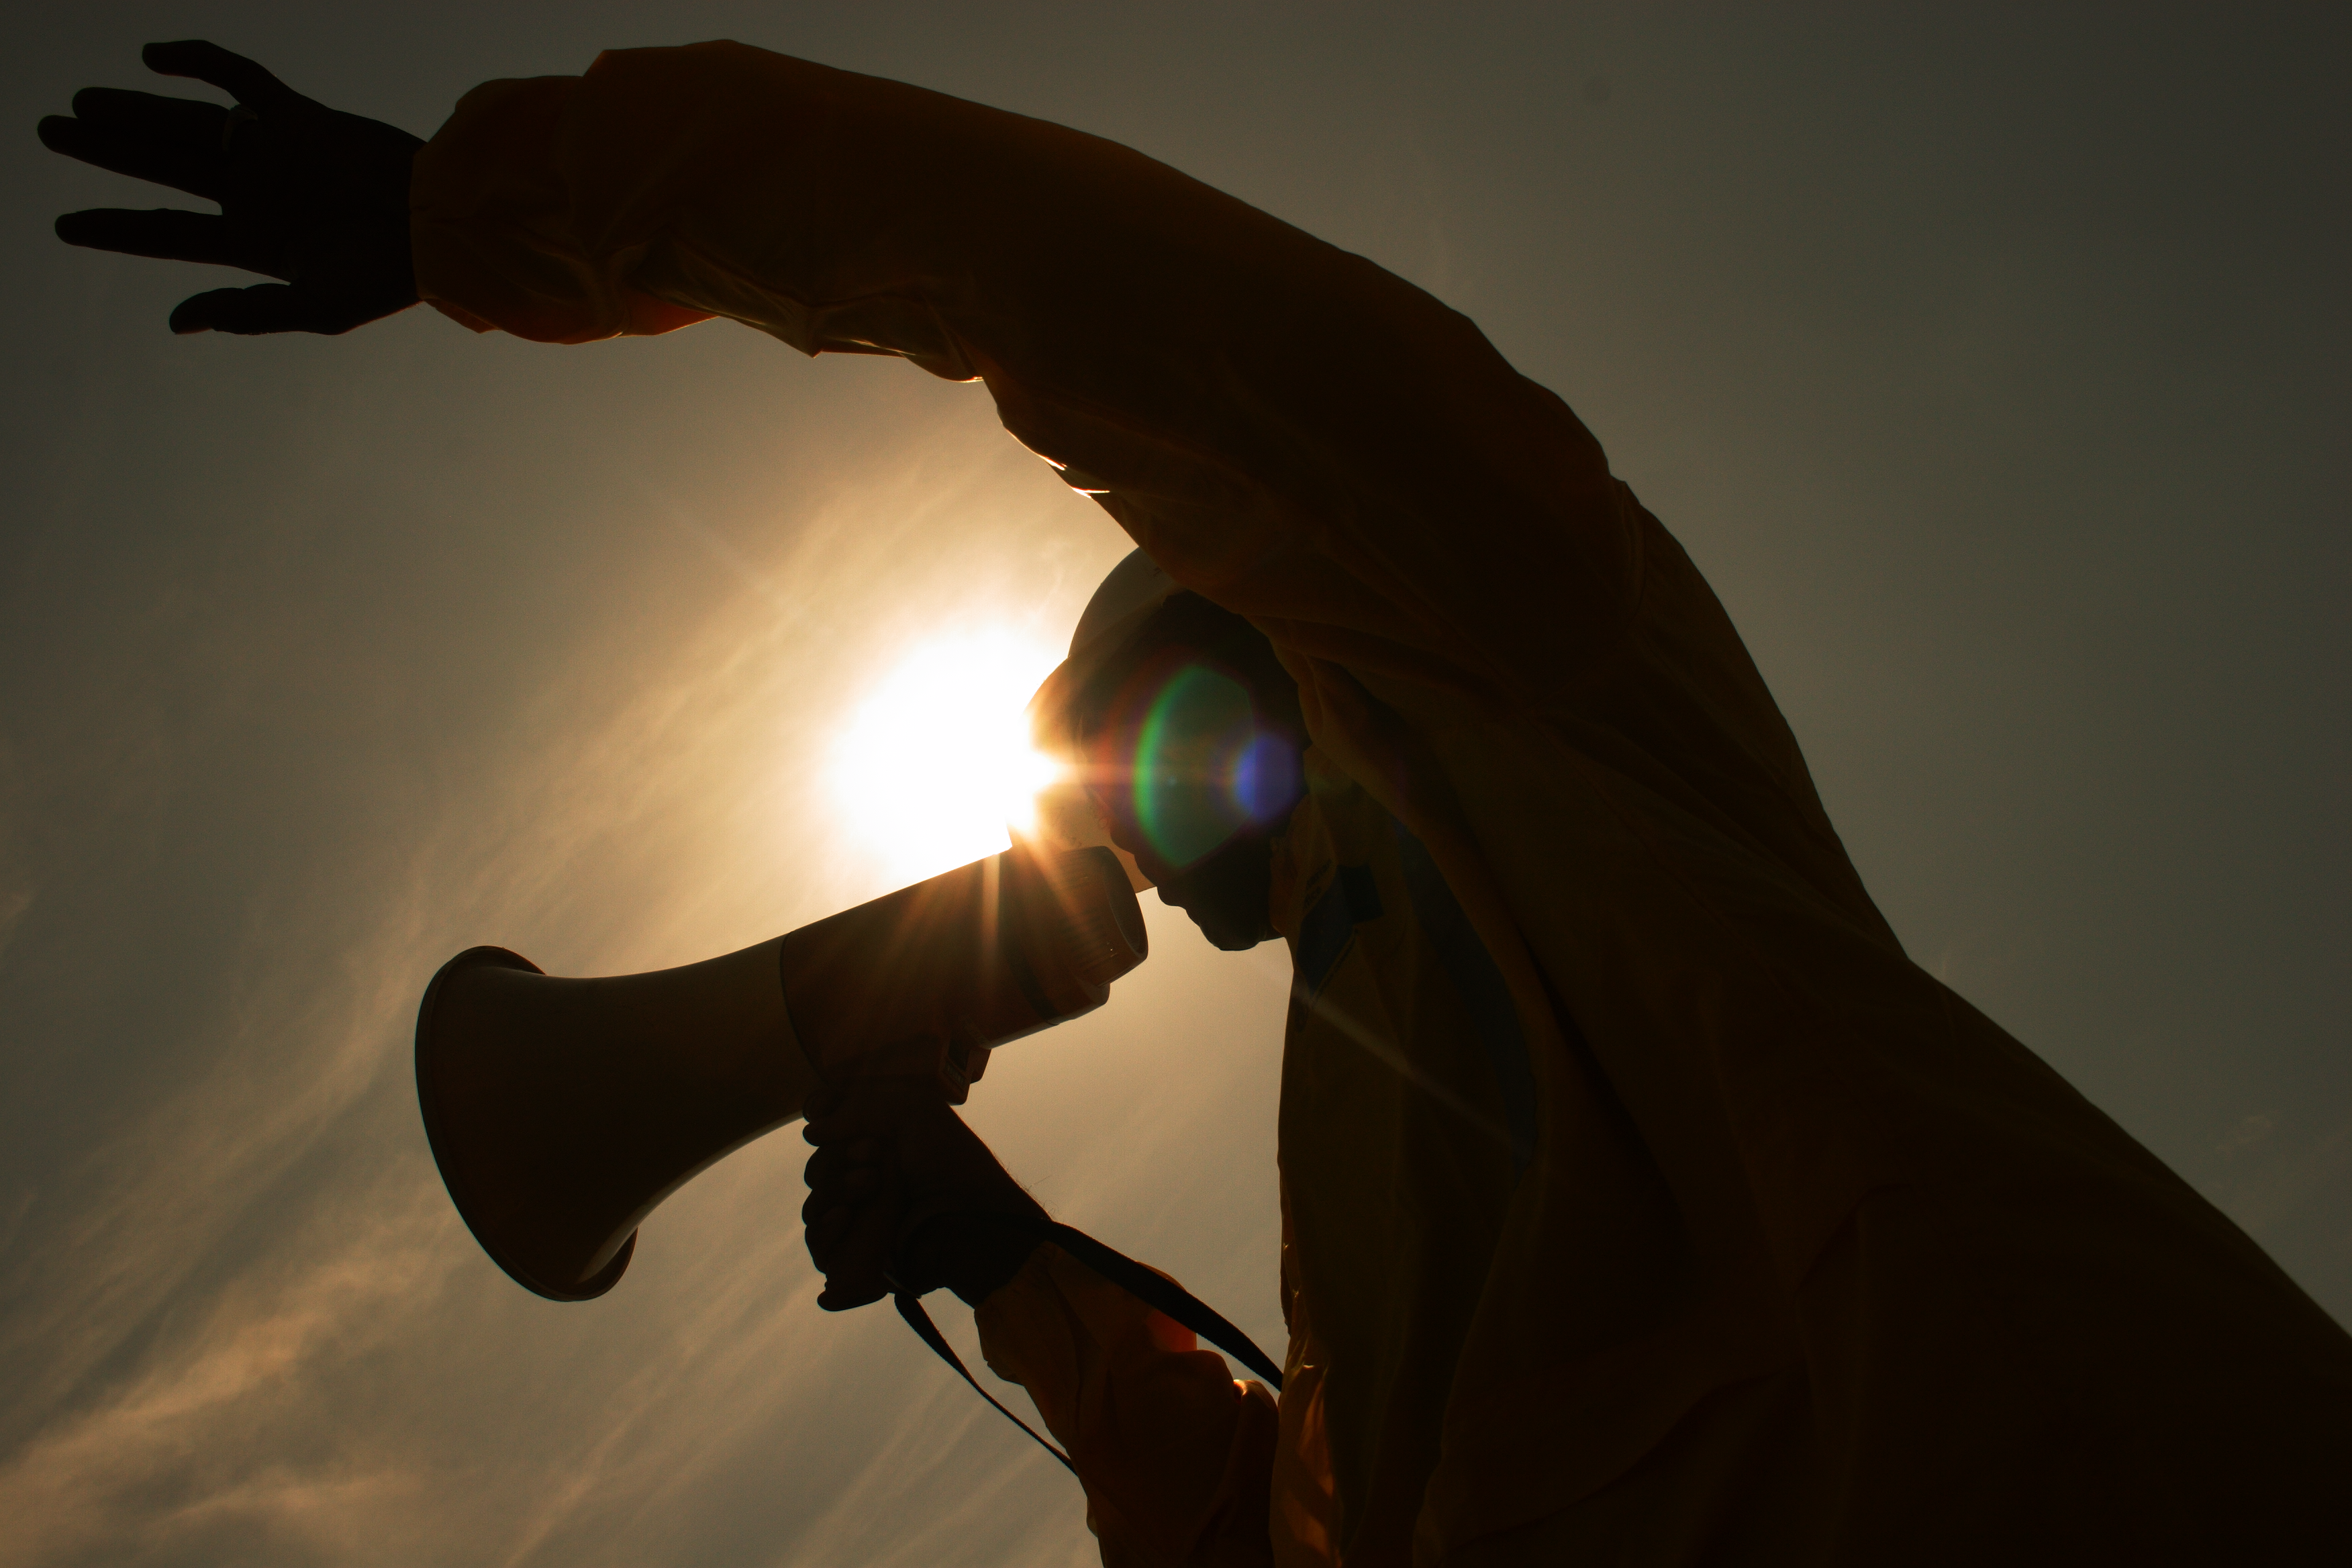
<box><xmin>415</xmin><ymin>844</ymin><xmax>1146</xmax><ymax>1301</ymax></box>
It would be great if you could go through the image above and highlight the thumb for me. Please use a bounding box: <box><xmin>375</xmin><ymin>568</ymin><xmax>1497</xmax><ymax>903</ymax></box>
<box><xmin>142</xmin><ymin>41</ymin><xmax>305</xmax><ymax>113</ymax></box>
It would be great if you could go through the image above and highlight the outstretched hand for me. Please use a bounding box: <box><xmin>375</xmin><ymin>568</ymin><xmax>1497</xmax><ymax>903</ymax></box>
<box><xmin>38</xmin><ymin>40</ymin><xmax>422</xmax><ymax>335</ymax></box>
<box><xmin>802</xmin><ymin>1078</ymin><xmax>1047</xmax><ymax>1313</ymax></box>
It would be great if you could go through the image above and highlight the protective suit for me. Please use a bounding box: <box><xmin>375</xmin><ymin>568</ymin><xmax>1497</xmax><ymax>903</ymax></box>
<box><xmin>407</xmin><ymin>41</ymin><xmax>2352</xmax><ymax>1564</ymax></box>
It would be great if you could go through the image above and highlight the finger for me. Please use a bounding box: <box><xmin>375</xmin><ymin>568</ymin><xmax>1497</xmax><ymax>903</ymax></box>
<box><xmin>803</xmin><ymin>1077</ymin><xmax>946</xmax><ymax>1144</ymax></box>
<box><xmin>802</xmin><ymin>1152</ymin><xmax>887</xmax><ymax>1218</ymax></box>
<box><xmin>802</xmin><ymin>1138</ymin><xmax>883</xmax><ymax>1188</ymax></box>
<box><xmin>801</xmin><ymin>1169</ymin><xmax>883</xmax><ymax>1227</ymax></box>
<box><xmin>169</xmin><ymin>283</ymin><xmax>345</xmax><ymax>336</ymax></box>
<box><xmin>801</xmin><ymin>1168</ymin><xmax>879</xmax><ymax>1212</ymax></box>
<box><xmin>804</xmin><ymin>1204</ymin><xmax>853</xmax><ymax>1269</ymax></box>
<box><xmin>816</xmin><ymin>1275</ymin><xmax>889</xmax><ymax>1312</ymax></box>
<box><xmin>55</xmin><ymin>209</ymin><xmax>271</xmax><ymax>273</ymax></box>
<box><xmin>71</xmin><ymin>87</ymin><xmax>231</xmax><ymax>145</ymax></box>
<box><xmin>142</xmin><ymin>41</ymin><xmax>305</xmax><ymax>113</ymax></box>
<box><xmin>810</xmin><ymin>1208</ymin><xmax>888</xmax><ymax>1287</ymax></box>
<box><xmin>38</xmin><ymin>115</ymin><xmax>225</xmax><ymax>199</ymax></box>
<box><xmin>816</xmin><ymin>1202</ymin><xmax>901</xmax><ymax>1312</ymax></box>
<box><xmin>802</xmin><ymin>1083</ymin><xmax>846</xmax><ymax>1125</ymax></box>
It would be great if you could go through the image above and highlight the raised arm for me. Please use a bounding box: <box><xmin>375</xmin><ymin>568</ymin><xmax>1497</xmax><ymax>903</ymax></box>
<box><xmin>42</xmin><ymin>38</ymin><xmax>1641</xmax><ymax>707</ymax></box>
<box><xmin>409</xmin><ymin>41</ymin><xmax>1643</xmax><ymax>709</ymax></box>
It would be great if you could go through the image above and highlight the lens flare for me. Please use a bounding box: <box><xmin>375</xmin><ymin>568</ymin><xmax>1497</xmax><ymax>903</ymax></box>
<box><xmin>830</xmin><ymin>630</ymin><xmax>1064</xmax><ymax>883</ymax></box>
<box><xmin>1231</xmin><ymin>731</ymin><xmax>1300</xmax><ymax>822</ymax></box>
<box><xmin>1126</xmin><ymin>664</ymin><xmax>1295</xmax><ymax>869</ymax></box>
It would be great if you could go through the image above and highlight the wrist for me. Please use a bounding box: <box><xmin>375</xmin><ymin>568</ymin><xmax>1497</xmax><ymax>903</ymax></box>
<box><xmin>899</xmin><ymin>1210</ymin><xmax>1046</xmax><ymax>1307</ymax></box>
<box><xmin>950</xmin><ymin>1230</ymin><xmax>1042</xmax><ymax>1308</ymax></box>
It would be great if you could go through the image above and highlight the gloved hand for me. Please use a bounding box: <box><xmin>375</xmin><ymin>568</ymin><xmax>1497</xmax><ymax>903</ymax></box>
<box><xmin>38</xmin><ymin>40</ymin><xmax>422</xmax><ymax>335</ymax></box>
<box><xmin>801</xmin><ymin>1077</ymin><xmax>1046</xmax><ymax>1312</ymax></box>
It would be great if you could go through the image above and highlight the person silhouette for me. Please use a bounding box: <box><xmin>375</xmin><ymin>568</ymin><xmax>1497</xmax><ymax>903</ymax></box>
<box><xmin>44</xmin><ymin>39</ymin><xmax>2352</xmax><ymax>1567</ymax></box>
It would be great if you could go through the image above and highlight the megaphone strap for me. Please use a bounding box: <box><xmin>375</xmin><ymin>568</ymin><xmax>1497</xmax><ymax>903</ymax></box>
<box><xmin>893</xmin><ymin>1292</ymin><xmax>1077</xmax><ymax>1474</ymax></box>
<box><xmin>1018</xmin><ymin>1217</ymin><xmax>1285</xmax><ymax>1389</ymax></box>
<box><xmin>893</xmin><ymin>1215</ymin><xmax>1285</xmax><ymax>1477</ymax></box>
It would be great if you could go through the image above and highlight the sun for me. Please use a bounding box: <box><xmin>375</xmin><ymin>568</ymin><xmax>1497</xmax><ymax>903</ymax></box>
<box><xmin>828</xmin><ymin>629</ymin><xmax>1067</xmax><ymax>885</ymax></box>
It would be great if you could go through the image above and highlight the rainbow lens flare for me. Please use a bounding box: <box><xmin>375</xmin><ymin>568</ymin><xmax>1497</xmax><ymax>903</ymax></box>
<box><xmin>1128</xmin><ymin>665</ymin><xmax>1300</xmax><ymax>867</ymax></box>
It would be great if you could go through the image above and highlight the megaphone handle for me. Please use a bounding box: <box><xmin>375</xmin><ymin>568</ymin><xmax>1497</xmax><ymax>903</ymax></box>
<box><xmin>893</xmin><ymin>1292</ymin><xmax>1077</xmax><ymax>1474</ymax></box>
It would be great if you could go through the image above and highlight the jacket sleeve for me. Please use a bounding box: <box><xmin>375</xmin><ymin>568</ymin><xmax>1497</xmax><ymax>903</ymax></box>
<box><xmin>973</xmin><ymin>1246</ymin><xmax>1279</xmax><ymax>1567</ymax></box>
<box><xmin>408</xmin><ymin>40</ymin><xmax>1641</xmax><ymax>709</ymax></box>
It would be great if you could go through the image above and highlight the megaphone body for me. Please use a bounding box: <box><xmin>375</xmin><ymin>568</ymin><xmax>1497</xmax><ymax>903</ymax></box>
<box><xmin>416</xmin><ymin>844</ymin><xmax>1146</xmax><ymax>1300</ymax></box>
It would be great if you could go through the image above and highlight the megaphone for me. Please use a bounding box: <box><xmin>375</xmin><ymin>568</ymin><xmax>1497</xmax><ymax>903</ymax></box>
<box><xmin>415</xmin><ymin>842</ymin><xmax>1146</xmax><ymax>1301</ymax></box>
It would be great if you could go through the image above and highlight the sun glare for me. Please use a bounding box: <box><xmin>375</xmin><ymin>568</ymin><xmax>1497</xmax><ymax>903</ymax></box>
<box><xmin>829</xmin><ymin>629</ymin><xmax>1067</xmax><ymax>885</ymax></box>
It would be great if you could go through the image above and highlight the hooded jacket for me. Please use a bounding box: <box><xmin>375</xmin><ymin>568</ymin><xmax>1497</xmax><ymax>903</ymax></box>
<box><xmin>409</xmin><ymin>41</ymin><xmax>2352</xmax><ymax>1565</ymax></box>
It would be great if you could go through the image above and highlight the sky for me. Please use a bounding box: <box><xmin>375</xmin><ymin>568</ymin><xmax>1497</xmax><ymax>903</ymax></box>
<box><xmin>1</xmin><ymin>3</ymin><xmax>2345</xmax><ymax>1564</ymax></box>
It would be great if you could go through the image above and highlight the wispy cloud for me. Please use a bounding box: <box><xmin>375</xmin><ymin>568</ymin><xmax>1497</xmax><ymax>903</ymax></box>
<box><xmin>0</xmin><ymin>380</ymin><xmax>1179</xmax><ymax>1566</ymax></box>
